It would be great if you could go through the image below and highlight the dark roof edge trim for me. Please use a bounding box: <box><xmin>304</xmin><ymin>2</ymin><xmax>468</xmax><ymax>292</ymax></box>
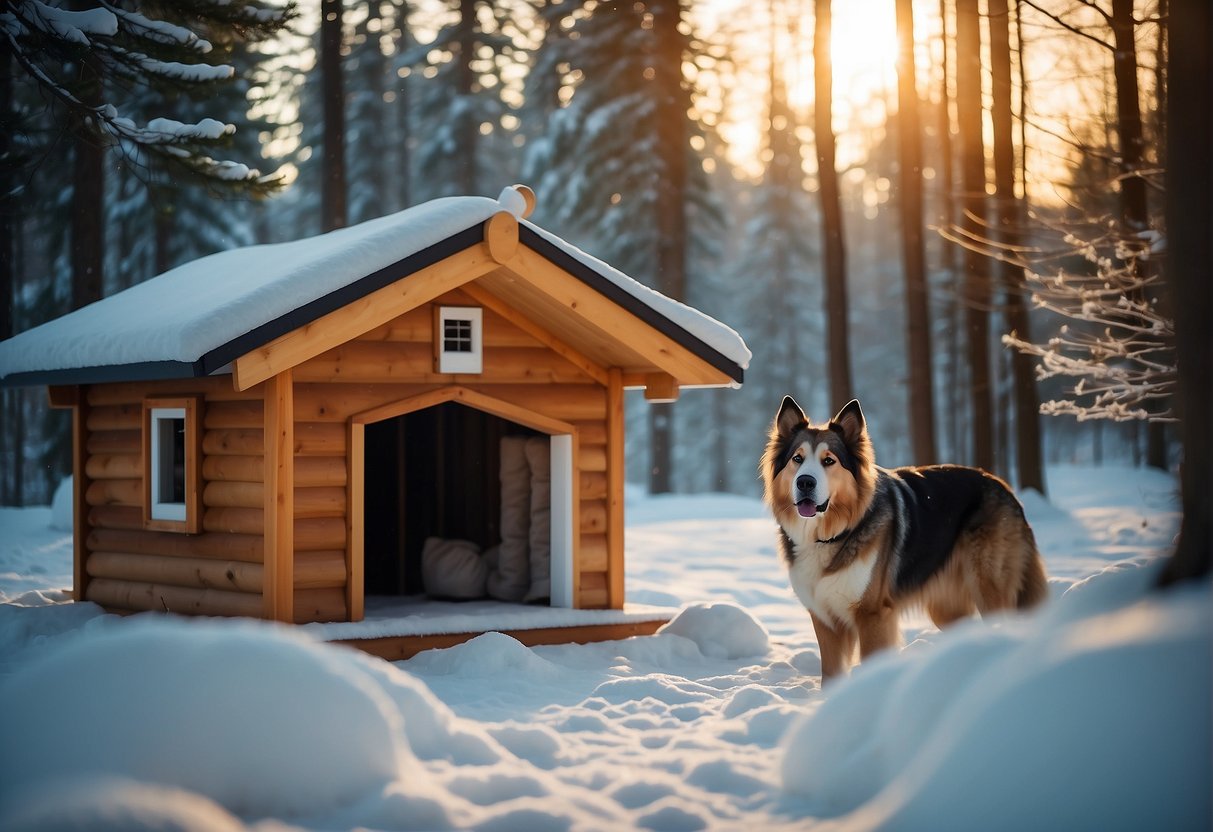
<box><xmin>519</xmin><ymin>227</ymin><xmax>745</xmax><ymax>385</ymax></box>
<box><xmin>0</xmin><ymin>361</ymin><xmax>203</xmax><ymax>388</ymax></box>
<box><xmin>196</xmin><ymin>223</ymin><xmax>486</xmax><ymax>375</ymax></box>
<box><xmin>0</xmin><ymin>224</ymin><xmax>487</xmax><ymax>388</ymax></box>
<box><xmin>1</xmin><ymin>220</ymin><xmax>746</xmax><ymax>388</ymax></box>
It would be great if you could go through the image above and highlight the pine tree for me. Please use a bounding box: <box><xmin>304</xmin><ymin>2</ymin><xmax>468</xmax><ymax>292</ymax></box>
<box><xmin>406</xmin><ymin>0</ymin><xmax>529</xmax><ymax>199</ymax></box>
<box><xmin>4</xmin><ymin>0</ymin><xmax>294</xmax><ymax>500</ymax></box>
<box><xmin>522</xmin><ymin>0</ymin><xmax>722</xmax><ymax>493</ymax></box>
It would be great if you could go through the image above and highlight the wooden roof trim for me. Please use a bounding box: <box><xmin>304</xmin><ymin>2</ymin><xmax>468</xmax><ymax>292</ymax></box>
<box><xmin>518</xmin><ymin>226</ymin><xmax>744</xmax><ymax>385</ymax></box>
<box><xmin>232</xmin><ymin>241</ymin><xmax>498</xmax><ymax>391</ymax></box>
<box><xmin>459</xmin><ymin>280</ymin><xmax>611</xmax><ymax>386</ymax></box>
<box><xmin>350</xmin><ymin>385</ymin><xmax>577</xmax><ymax>436</ymax></box>
<box><xmin>499</xmin><ymin>245</ymin><xmax>733</xmax><ymax>388</ymax></box>
<box><xmin>1</xmin><ymin>215</ymin><xmax>745</xmax><ymax>389</ymax></box>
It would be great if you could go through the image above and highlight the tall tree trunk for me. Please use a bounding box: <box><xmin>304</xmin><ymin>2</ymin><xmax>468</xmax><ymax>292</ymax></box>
<box><xmin>0</xmin><ymin>49</ymin><xmax>11</xmax><ymax>505</ymax></box>
<box><xmin>814</xmin><ymin>0</ymin><xmax>853</xmax><ymax>407</ymax></box>
<box><xmin>153</xmin><ymin>187</ymin><xmax>173</xmax><ymax>276</ymax></box>
<box><xmin>988</xmin><ymin>0</ymin><xmax>1044</xmax><ymax>492</ymax></box>
<box><xmin>1158</xmin><ymin>0</ymin><xmax>1211</xmax><ymax>586</ymax></box>
<box><xmin>647</xmin><ymin>0</ymin><xmax>690</xmax><ymax>495</ymax></box>
<box><xmin>0</xmin><ymin>47</ymin><xmax>12</xmax><ymax>345</ymax></box>
<box><xmin>455</xmin><ymin>0</ymin><xmax>478</xmax><ymax>195</ymax></box>
<box><xmin>767</xmin><ymin>1</ymin><xmax>797</xmax><ymax>396</ymax></box>
<box><xmin>1110</xmin><ymin>0</ymin><xmax>1167</xmax><ymax>469</ymax></box>
<box><xmin>937</xmin><ymin>0</ymin><xmax>964</xmax><ymax>459</ymax></box>
<box><xmin>895</xmin><ymin>0</ymin><xmax>938</xmax><ymax>463</ymax></box>
<box><xmin>321</xmin><ymin>0</ymin><xmax>348</xmax><ymax>231</ymax></box>
<box><xmin>394</xmin><ymin>3</ymin><xmax>414</xmax><ymax>209</ymax></box>
<box><xmin>71</xmin><ymin>79</ymin><xmax>105</xmax><ymax>309</ymax></box>
<box><xmin>955</xmin><ymin>0</ymin><xmax>994</xmax><ymax>470</ymax></box>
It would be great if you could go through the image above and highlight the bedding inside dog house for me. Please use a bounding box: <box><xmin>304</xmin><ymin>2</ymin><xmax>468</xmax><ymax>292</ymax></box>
<box><xmin>0</xmin><ymin>187</ymin><xmax>750</xmax><ymax>657</ymax></box>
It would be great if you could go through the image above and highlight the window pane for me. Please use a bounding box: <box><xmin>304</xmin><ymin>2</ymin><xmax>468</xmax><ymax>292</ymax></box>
<box><xmin>443</xmin><ymin>318</ymin><xmax>473</xmax><ymax>353</ymax></box>
<box><xmin>157</xmin><ymin>417</ymin><xmax>186</xmax><ymax>504</ymax></box>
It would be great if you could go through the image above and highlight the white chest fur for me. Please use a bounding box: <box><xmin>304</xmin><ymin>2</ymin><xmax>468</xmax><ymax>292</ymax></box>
<box><xmin>785</xmin><ymin>534</ymin><xmax>875</xmax><ymax>630</ymax></box>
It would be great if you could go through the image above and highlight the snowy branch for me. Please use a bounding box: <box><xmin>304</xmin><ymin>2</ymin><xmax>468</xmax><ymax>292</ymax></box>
<box><xmin>4</xmin><ymin>0</ymin><xmax>295</xmax><ymax>196</ymax></box>
<box><xmin>998</xmin><ymin>215</ymin><xmax>1175</xmax><ymax>423</ymax></box>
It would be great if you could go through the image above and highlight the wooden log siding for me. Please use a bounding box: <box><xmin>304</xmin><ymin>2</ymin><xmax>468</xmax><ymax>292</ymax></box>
<box><xmin>284</xmin><ymin>294</ymin><xmax>628</xmax><ymax>616</ymax></box>
<box><xmin>74</xmin><ymin>276</ymin><xmax>636</xmax><ymax>620</ymax></box>
<box><xmin>76</xmin><ymin>380</ymin><xmax>270</xmax><ymax>618</ymax></box>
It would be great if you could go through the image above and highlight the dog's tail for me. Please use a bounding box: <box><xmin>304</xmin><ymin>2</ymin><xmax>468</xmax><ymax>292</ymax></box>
<box><xmin>1017</xmin><ymin>550</ymin><xmax>1049</xmax><ymax>609</ymax></box>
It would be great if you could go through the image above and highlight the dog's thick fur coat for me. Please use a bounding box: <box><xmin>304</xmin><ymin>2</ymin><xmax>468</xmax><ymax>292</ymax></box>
<box><xmin>762</xmin><ymin>396</ymin><xmax>1047</xmax><ymax>679</ymax></box>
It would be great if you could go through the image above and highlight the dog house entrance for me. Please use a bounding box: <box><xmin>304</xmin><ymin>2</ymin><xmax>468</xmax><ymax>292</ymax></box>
<box><xmin>362</xmin><ymin>401</ymin><xmax>574</xmax><ymax>608</ymax></box>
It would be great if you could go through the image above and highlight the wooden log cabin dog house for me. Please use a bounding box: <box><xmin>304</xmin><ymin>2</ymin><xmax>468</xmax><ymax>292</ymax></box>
<box><xmin>0</xmin><ymin>187</ymin><xmax>750</xmax><ymax>658</ymax></box>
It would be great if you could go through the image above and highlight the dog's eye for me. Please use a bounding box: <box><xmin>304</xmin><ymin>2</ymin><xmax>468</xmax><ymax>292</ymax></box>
<box><xmin>822</xmin><ymin>456</ymin><xmax>836</xmax><ymax>467</ymax></box>
<box><xmin>791</xmin><ymin>453</ymin><xmax>804</xmax><ymax>465</ymax></box>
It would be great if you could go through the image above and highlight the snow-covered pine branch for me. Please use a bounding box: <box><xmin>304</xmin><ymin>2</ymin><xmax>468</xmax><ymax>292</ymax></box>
<box><xmin>3</xmin><ymin>0</ymin><xmax>295</xmax><ymax>196</ymax></box>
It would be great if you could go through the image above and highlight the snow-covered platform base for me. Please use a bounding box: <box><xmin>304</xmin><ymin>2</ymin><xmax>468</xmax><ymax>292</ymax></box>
<box><xmin>301</xmin><ymin>597</ymin><xmax>677</xmax><ymax>660</ymax></box>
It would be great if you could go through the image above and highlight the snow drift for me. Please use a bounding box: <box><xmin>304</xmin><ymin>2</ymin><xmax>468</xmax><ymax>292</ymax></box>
<box><xmin>0</xmin><ymin>617</ymin><xmax>438</xmax><ymax>822</ymax></box>
<box><xmin>780</xmin><ymin>562</ymin><xmax>1212</xmax><ymax>830</ymax></box>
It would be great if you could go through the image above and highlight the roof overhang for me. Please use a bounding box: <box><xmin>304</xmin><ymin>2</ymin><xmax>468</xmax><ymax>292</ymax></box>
<box><xmin>1</xmin><ymin>204</ymin><xmax>746</xmax><ymax>392</ymax></box>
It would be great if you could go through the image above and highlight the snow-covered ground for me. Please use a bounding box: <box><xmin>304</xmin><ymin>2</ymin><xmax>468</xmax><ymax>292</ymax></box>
<box><xmin>0</xmin><ymin>464</ymin><xmax>1208</xmax><ymax>830</ymax></box>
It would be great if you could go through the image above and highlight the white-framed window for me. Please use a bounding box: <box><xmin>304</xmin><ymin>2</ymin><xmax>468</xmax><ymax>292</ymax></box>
<box><xmin>143</xmin><ymin>397</ymin><xmax>201</xmax><ymax>533</ymax></box>
<box><xmin>436</xmin><ymin>306</ymin><xmax>483</xmax><ymax>374</ymax></box>
<box><xmin>150</xmin><ymin>408</ymin><xmax>187</xmax><ymax>521</ymax></box>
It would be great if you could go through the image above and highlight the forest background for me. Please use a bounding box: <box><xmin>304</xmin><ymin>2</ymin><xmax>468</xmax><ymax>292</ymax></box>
<box><xmin>0</xmin><ymin>0</ymin><xmax>1183</xmax><ymax>509</ymax></box>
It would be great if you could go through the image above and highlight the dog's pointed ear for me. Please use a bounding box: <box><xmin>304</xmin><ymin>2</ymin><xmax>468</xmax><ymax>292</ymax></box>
<box><xmin>830</xmin><ymin>399</ymin><xmax>866</xmax><ymax>445</ymax></box>
<box><xmin>775</xmin><ymin>396</ymin><xmax>807</xmax><ymax>436</ymax></box>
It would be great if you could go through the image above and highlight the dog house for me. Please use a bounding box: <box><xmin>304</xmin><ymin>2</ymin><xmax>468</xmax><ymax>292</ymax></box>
<box><xmin>0</xmin><ymin>188</ymin><xmax>749</xmax><ymax>657</ymax></box>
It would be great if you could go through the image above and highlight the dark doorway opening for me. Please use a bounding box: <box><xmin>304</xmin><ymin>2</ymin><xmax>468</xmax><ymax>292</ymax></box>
<box><xmin>362</xmin><ymin>402</ymin><xmax>542</xmax><ymax>597</ymax></box>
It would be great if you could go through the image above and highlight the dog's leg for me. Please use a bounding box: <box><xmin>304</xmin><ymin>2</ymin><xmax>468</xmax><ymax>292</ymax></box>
<box><xmin>855</xmin><ymin>602</ymin><xmax>901</xmax><ymax>660</ymax></box>
<box><xmin>811</xmin><ymin>612</ymin><xmax>857</xmax><ymax>681</ymax></box>
<box><xmin>926</xmin><ymin>598</ymin><xmax>976</xmax><ymax>628</ymax></box>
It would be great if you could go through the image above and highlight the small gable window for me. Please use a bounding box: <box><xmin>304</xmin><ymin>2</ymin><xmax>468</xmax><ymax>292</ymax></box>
<box><xmin>143</xmin><ymin>397</ymin><xmax>202</xmax><ymax>533</ymax></box>
<box><xmin>435</xmin><ymin>306</ymin><xmax>483</xmax><ymax>374</ymax></box>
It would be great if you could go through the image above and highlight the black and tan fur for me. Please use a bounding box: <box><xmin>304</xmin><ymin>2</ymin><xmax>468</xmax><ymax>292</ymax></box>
<box><xmin>762</xmin><ymin>396</ymin><xmax>1047</xmax><ymax>680</ymax></box>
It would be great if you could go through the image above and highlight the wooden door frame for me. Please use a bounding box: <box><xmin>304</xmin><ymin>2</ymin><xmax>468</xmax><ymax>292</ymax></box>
<box><xmin>346</xmin><ymin>385</ymin><xmax>580</xmax><ymax>621</ymax></box>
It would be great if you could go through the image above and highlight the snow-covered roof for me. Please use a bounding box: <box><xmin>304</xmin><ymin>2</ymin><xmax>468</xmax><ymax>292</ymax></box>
<box><xmin>0</xmin><ymin>191</ymin><xmax>750</xmax><ymax>386</ymax></box>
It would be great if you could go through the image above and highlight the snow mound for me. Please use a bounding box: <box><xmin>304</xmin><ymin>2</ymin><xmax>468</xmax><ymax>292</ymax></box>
<box><xmin>781</xmin><ymin>568</ymin><xmax>1212</xmax><ymax>830</ymax></box>
<box><xmin>50</xmin><ymin>476</ymin><xmax>73</xmax><ymax>531</ymax></box>
<box><xmin>406</xmin><ymin>631</ymin><xmax>561</xmax><ymax>678</ymax></box>
<box><xmin>658</xmin><ymin>601</ymin><xmax>770</xmax><ymax>659</ymax></box>
<box><xmin>0</xmin><ymin>617</ymin><xmax>427</xmax><ymax>821</ymax></box>
<box><xmin>0</xmin><ymin>776</ymin><xmax>246</xmax><ymax>832</ymax></box>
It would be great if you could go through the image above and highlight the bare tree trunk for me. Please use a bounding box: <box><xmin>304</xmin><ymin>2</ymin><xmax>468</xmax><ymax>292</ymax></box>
<box><xmin>989</xmin><ymin>0</ymin><xmax>1044</xmax><ymax>492</ymax></box>
<box><xmin>937</xmin><ymin>0</ymin><xmax>963</xmax><ymax>460</ymax></box>
<box><xmin>0</xmin><ymin>49</ymin><xmax>11</xmax><ymax>347</ymax></box>
<box><xmin>71</xmin><ymin>101</ymin><xmax>104</xmax><ymax>309</ymax></box>
<box><xmin>1110</xmin><ymin>0</ymin><xmax>1167</xmax><ymax>470</ymax></box>
<box><xmin>0</xmin><ymin>49</ymin><xmax>11</xmax><ymax>505</ymax></box>
<box><xmin>321</xmin><ymin>0</ymin><xmax>348</xmax><ymax>231</ymax></box>
<box><xmin>894</xmin><ymin>0</ymin><xmax>938</xmax><ymax>463</ymax></box>
<box><xmin>455</xmin><ymin>0</ymin><xmax>478</xmax><ymax>195</ymax></box>
<box><xmin>955</xmin><ymin>0</ymin><xmax>994</xmax><ymax>470</ymax></box>
<box><xmin>648</xmin><ymin>0</ymin><xmax>690</xmax><ymax>495</ymax></box>
<box><xmin>1158</xmin><ymin>0</ymin><xmax>1211</xmax><ymax>586</ymax></box>
<box><xmin>814</xmin><ymin>0</ymin><xmax>853</xmax><ymax>407</ymax></box>
<box><xmin>769</xmin><ymin>0</ymin><xmax>793</xmax><ymax>395</ymax></box>
<box><xmin>394</xmin><ymin>2</ymin><xmax>414</xmax><ymax>208</ymax></box>
<box><xmin>153</xmin><ymin>189</ymin><xmax>173</xmax><ymax>276</ymax></box>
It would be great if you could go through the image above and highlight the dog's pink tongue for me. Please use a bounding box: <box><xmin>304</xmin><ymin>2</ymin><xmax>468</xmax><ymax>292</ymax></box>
<box><xmin>797</xmin><ymin>500</ymin><xmax>817</xmax><ymax>518</ymax></box>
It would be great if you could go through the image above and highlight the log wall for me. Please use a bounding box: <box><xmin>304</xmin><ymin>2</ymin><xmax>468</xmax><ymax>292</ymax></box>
<box><xmin>74</xmin><ymin>288</ymin><xmax>626</xmax><ymax>621</ymax></box>
<box><xmin>80</xmin><ymin>377</ymin><xmax>274</xmax><ymax>617</ymax></box>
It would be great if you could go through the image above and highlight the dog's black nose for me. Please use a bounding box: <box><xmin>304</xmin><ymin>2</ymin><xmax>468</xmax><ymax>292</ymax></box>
<box><xmin>796</xmin><ymin>474</ymin><xmax>816</xmax><ymax>493</ymax></box>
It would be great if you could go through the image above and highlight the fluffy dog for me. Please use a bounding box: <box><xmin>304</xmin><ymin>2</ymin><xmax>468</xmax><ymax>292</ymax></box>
<box><xmin>762</xmin><ymin>396</ymin><xmax>1047</xmax><ymax>679</ymax></box>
